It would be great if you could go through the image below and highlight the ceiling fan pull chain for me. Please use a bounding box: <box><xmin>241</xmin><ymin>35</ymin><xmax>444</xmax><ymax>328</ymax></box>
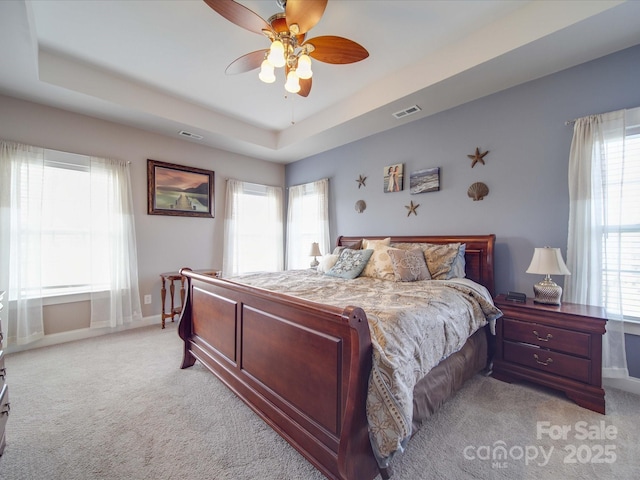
<box><xmin>291</xmin><ymin>95</ymin><xmax>296</xmax><ymax>125</ymax></box>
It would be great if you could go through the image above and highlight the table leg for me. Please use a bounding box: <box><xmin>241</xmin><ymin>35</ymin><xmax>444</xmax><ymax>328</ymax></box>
<box><xmin>169</xmin><ymin>279</ymin><xmax>176</xmax><ymax>322</ymax></box>
<box><xmin>179</xmin><ymin>276</ymin><xmax>186</xmax><ymax>319</ymax></box>
<box><xmin>161</xmin><ymin>275</ymin><xmax>167</xmax><ymax>329</ymax></box>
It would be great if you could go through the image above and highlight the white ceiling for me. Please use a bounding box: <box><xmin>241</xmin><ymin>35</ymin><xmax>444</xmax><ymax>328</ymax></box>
<box><xmin>1</xmin><ymin>0</ymin><xmax>640</xmax><ymax>163</ymax></box>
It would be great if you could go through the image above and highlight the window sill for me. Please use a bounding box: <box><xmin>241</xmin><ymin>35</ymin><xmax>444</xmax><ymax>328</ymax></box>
<box><xmin>42</xmin><ymin>291</ymin><xmax>91</xmax><ymax>306</ymax></box>
<box><xmin>9</xmin><ymin>289</ymin><xmax>108</xmax><ymax>306</ymax></box>
<box><xmin>624</xmin><ymin>320</ymin><xmax>640</xmax><ymax>336</ymax></box>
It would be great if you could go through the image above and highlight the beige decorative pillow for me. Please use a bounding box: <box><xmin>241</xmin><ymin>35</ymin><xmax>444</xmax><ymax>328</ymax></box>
<box><xmin>390</xmin><ymin>242</ymin><xmax>462</xmax><ymax>279</ymax></box>
<box><xmin>362</xmin><ymin>237</ymin><xmax>391</xmax><ymax>249</ymax></box>
<box><xmin>360</xmin><ymin>242</ymin><xmax>396</xmax><ymax>281</ymax></box>
<box><xmin>422</xmin><ymin>243</ymin><xmax>461</xmax><ymax>279</ymax></box>
<box><xmin>388</xmin><ymin>248</ymin><xmax>431</xmax><ymax>282</ymax></box>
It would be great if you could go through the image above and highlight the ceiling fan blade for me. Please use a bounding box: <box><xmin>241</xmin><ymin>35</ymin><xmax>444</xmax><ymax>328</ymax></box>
<box><xmin>305</xmin><ymin>36</ymin><xmax>369</xmax><ymax>64</ymax></box>
<box><xmin>298</xmin><ymin>77</ymin><xmax>312</xmax><ymax>97</ymax></box>
<box><xmin>225</xmin><ymin>50</ymin><xmax>267</xmax><ymax>75</ymax></box>
<box><xmin>285</xmin><ymin>0</ymin><xmax>328</xmax><ymax>35</ymax></box>
<box><xmin>203</xmin><ymin>0</ymin><xmax>273</xmax><ymax>36</ymax></box>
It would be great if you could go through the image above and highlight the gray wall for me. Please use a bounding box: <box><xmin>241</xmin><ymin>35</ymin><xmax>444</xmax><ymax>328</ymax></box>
<box><xmin>286</xmin><ymin>44</ymin><xmax>640</xmax><ymax>298</ymax></box>
<box><xmin>286</xmin><ymin>43</ymin><xmax>640</xmax><ymax>382</ymax></box>
<box><xmin>0</xmin><ymin>95</ymin><xmax>285</xmax><ymax>332</ymax></box>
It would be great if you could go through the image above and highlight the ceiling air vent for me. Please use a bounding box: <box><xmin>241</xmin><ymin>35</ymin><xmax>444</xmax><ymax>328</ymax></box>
<box><xmin>392</xmin><ymin>105</ymin><xmax>422</xmax><ymax>119</ymax></box>
<box><xmin>179</xmin><ymin>130</ymin><xmax>203</xmax><ymax>140</ymax></box>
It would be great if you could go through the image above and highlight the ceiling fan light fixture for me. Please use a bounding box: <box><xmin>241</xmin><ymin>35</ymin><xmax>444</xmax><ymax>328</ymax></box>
<box><xmin>258</xmin><ymin>59</ymin><xmax>276</xmax><ymax>83</ymax></box>
<box><xmin>284</xmin><ymin>70</ymin><xmax>301</xmax><ymax>93</ymax></box>
<box><xmin>267</xmin><ymin>39</ymin><xmax>286</xmax><ymax>68</ymax></box>
<box><xmin>296</xmin><ymin>54</ymin><xmax>313</xmax><ymax>79</ymax></box>
<box><xmin>206</xmin><ymin>0</ymin><xmax>369</xmax><ymax>98</ymax></box>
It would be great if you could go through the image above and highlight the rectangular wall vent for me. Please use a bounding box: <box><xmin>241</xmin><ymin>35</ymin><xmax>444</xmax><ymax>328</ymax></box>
<box><xmin>179</xmin><ymin>130</ymin><xmax>203</xmax><ymax>140</ymax></box>
<box><xmin>392</xmin><ymin>105</ymin><xmax>422</xmax><ymax>119</ymax></box>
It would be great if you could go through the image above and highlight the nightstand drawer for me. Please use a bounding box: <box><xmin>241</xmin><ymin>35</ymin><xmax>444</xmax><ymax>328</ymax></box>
<box><xmin>504</xmin><ymin>341</ymin><xmax>591</xmax><ymax>383</ymax></box>
<box><xmin>502</xmin><ymin>318</ymin><xmax>591</xmax><ymax>357</ymax></box>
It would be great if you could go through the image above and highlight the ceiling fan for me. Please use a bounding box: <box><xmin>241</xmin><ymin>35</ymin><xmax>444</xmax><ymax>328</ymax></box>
<box><xmin>203</xmin><ymin>0</ymin><xmax>369</xmax><ymax>97</ymax></box>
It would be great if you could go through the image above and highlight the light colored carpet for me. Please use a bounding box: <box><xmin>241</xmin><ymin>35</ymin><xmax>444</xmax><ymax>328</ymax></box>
<box><xmin>1</xmin><ymin>324</ymin><xmax>638</xmax><ymax>480</ymax></box>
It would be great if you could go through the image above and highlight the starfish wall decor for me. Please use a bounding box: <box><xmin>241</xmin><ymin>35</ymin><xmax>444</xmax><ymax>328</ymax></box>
<box><xmin>467</xmin><ymin>147</ymin><xmax>489</xmax><ymax>168</ymax></box>
<box><xmin>356</xmin><ymin>175</ymin><xmax>367</xmax><ymax>188</ymax></box>
<box><xmin>405</xmin><ymin>200</ymin><xmax>420</xmax><ymax>217</ymax></box>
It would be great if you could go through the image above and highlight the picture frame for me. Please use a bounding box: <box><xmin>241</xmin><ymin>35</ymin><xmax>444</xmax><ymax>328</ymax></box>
<box><xmin>383</xmin><ymin>163</ymin><xmax>404</xmax><ymax>192</ymax></box>
<box><xmin>410</xmin><ymin>167</ymin><xmax>440</xmax><ymax>194</ymax></box>
<box><xmin>147</xmin><ymin>159</ymin><xmax>214</xmax><ymax>217</ymax></box>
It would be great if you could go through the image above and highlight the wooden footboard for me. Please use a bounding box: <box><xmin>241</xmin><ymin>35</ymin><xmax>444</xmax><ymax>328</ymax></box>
<box><xmin>178</xmin><ymin>269</ymin><xmax>380</xmax><ymax>480</ymax></box>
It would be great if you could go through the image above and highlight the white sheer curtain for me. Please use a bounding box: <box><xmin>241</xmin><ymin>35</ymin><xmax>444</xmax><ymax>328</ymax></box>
<box><xmin>88</xmin><ymin>156</ymin><xmax>142</xmax><ymax>329</ymax></box>
<box><xmin>0</xmin><ymin>141</ymin><xmax>45</xmax><ymax>346</ymax></box>
<box><xmin>565</xmin><ymin>109</ymin><xmax>631</xmax><ymax>379</ymax></box>
<box><xmin>223</xmin><ymin>179</ymin><xmax>284</xmax><ymax>276</ymax></box>
<box><xmin>0</xmin><ymin>141</ymin><xmax>142</xmax><ymax>345</ymax></box>
<box><xmin>286</xmin><ymin>178</ymin><xmax>330</xmax><ymax>270</ymax></box>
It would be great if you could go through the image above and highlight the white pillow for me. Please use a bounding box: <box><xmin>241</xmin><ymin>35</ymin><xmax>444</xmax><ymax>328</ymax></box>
<box><xmin>317</xmin><ymin>254</ymin><xmax>339</xmax><ymax>273</ymax></box>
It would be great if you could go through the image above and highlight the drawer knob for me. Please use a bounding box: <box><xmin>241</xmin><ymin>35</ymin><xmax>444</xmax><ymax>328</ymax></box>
<box><xmin>0</xmin><ymin>367</ymin><xmax>5</xmax><ymax>380</ymax></box>
<box><xmin>533</xmin><ymin>330</ymin><xmax>553</xmax><ymax>342</ymax></box>
<box><xmin>533</xmin><ymin>353</ymin><xmax>553</xmax><ymax>366</ymax></box>
<box><xmin>1</xmin><ymin>402</ymin><xmax>9</xmax><ymax>416</ymax></box>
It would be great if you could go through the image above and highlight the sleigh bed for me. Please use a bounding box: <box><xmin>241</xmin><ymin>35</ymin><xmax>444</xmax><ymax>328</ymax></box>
<box><xmin>178</xmin><ymin>234</ymin><xmax>499</xmax><ymax>480</ymax></box>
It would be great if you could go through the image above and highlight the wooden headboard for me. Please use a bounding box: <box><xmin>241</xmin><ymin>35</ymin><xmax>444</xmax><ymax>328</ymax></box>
<box><xmin>336</xmin><ymin>235</ymin><xmax>496</xmax><ymax>297</ymax></box>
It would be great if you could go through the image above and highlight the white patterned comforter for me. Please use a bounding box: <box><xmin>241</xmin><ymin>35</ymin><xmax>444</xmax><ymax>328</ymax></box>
<box><xmin>226</xmin><ymin>270</ymin><xmax>503</xmax><ymax>467</ymax></box>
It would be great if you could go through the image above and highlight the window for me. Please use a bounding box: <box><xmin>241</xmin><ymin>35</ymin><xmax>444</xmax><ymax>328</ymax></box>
<box><xmin>223</xmin><ymin>179</ymin><xmax>283</xmax><ymax>275</ymax></box>
<box><xmin>37</xmin><ymin>151</ymin><xmax>110</xmax><ymax>295</ymax></box>
<box><xmin>1</xmin><ymin>141</ymin><xmax>141</xmax><ymax>344</ymax></box>
<box><xmin>12</xmin><ymin>150</ymin><xmax>116</xmax><ymax>296</ymax></box>
<box><xmin>286</xmin><ymin>179</ymin><xmax>330</xmax><ymax>270</ymax></box>
<box><xmin>601</xmin><ymin>113</ymin><xmax>640</xmax><ymax>322</ymax></box>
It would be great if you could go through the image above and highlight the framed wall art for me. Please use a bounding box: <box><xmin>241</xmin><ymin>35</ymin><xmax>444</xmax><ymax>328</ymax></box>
<box><xmin>147</xmin><ymin>159</ymin><xmax>214</xmax><ymax>217</ymax></box>
<box><xmin>410</xmin><ymin>167</ymin><xmax>440</xmax><ymax>194</ymax></box>
<box><xmin>383</xmin><ymin>163</ymin><xmax>403</xmax><ymax>192</ymax></box>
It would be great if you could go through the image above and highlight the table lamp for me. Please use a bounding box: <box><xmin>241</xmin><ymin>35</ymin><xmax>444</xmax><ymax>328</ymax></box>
<box><xmin>309</xmin><ymin>242</ymin><xmax>322</xmax><ymax>268</ymax></box>
<box><xmin>526</xmin><ymin>246</ymin><xmax>571</xmax><ymax>305</ymax></box>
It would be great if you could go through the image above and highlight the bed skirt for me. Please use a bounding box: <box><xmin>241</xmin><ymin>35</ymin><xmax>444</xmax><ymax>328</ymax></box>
<box><xmin>411</xmin><ymin>326</ymin><xmax>489</xmax><ymax>433</ymax></box>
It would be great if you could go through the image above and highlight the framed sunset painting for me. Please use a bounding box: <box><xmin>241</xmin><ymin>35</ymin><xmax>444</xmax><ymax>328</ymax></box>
<box><xmin>147</xmin><ymin>159</ymin><xmax>214</xmax><ymax>217</ymax></box>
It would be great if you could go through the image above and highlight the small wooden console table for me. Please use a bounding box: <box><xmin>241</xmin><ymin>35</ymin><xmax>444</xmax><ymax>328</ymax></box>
<box><xmin>160</xmin><ymin>270</ymin><xmax>217</xmax><ymax>329</ymax></box>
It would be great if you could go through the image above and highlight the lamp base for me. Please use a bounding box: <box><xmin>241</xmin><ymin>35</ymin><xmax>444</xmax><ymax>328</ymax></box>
<box><xmin>310</xmin><ymin>257</ymin><xmax>319</xmax><ymax>268</ymax></box>
<box><xmin>533</xmin><ymin>277</ymin><xmax>563</xmax><ymax>305</ymax></box>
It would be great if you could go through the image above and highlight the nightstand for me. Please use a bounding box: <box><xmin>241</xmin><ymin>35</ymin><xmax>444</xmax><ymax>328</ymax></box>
<box><xmin>492</xmin><ymin>294</ymin><xmax>607</xmax><ymax>414</ymax></box>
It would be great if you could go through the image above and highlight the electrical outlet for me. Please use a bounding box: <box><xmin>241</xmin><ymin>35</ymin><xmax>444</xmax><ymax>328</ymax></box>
<box><xmin>144</xmin><ymin>294</ymin><xmax>152</xmax><ymax>305</ymax></box>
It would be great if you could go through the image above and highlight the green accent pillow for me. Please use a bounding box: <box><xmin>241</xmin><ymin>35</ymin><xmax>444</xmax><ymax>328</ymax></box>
<box><xmin>325</xmin><ymin>249</ymin><xmax>374</xmax><ymax>279</ymax></box>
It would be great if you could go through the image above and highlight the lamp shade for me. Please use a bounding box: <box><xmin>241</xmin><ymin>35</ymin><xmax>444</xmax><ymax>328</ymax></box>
<box><xmin>526</xmin><ymin>247</ymin><xmax>570</xmax><ymax>305</ymax></box>
<box><xmin>526</xmin><ymin>247</ymin><xmax>571</xmax><ymax>275</ymax></box>
<box><xmin>309</xmin><ymin>242</ymin><xmax>322</xmax><ymax>257</ymax></box>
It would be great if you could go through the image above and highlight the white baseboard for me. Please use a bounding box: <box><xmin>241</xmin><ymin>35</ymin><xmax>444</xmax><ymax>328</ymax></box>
<box><xmin>604</xmin><ymin>376</ymin><xmax>640</xmax><ymax>396</ymax></box>
<box><xmin>5</xmin><ymin>315</ymin><xmax>163</xmax><ymax>354</ymax></box>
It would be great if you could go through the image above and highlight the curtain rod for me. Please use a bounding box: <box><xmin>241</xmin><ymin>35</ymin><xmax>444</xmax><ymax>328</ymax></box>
<box><xmin>565</xmin><ymin>105</ymin><xmax>640</xmax><ymax>126</ymax></box>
